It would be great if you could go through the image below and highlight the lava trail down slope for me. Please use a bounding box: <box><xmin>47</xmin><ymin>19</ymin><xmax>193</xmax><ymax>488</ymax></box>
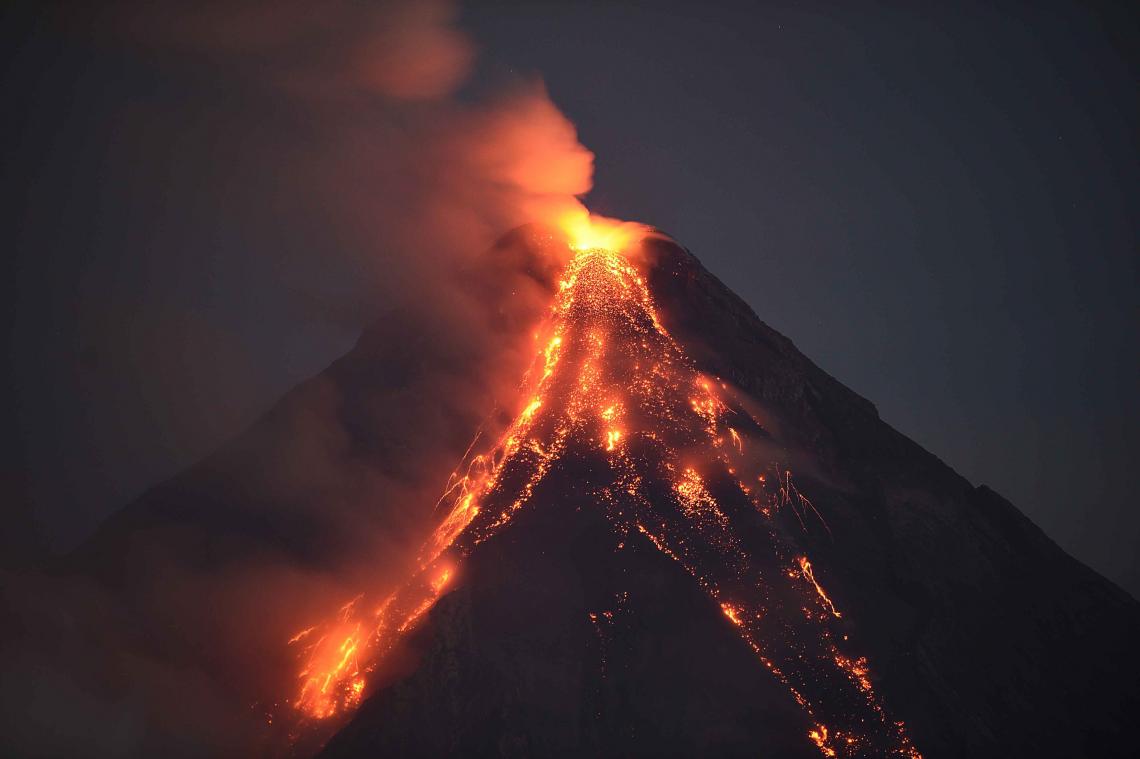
<box><xmin>288</xmin><ymin>238</ymin><xmax>921</xmax><ymax>758</ymax></box>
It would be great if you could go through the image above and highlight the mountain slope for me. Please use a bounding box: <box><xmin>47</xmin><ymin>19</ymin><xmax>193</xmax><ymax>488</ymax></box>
<box><xmin>5</xmin><ymin>228</ymin><xmax>1136</xmax><ymax>759</ymax></box>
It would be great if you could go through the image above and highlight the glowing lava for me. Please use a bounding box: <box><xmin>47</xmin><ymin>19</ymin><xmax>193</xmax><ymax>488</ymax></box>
<box><xmin>282</xmin><ymin>221</ymin><xmax>921</xmax><ymax>758</ymax></box>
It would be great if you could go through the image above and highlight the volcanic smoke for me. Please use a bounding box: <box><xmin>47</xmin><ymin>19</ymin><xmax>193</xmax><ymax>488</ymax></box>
<box><xmin>280</xmin><ymin>216</ymin><xmax>923</xmax><ymax>759</ymax></box>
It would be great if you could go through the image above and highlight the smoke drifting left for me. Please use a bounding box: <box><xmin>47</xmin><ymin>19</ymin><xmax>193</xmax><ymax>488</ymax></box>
<box><xmin>87</xmin><ymin>0</ymin><xmax>595</xmax><ymax>301</ymax></box>
<box><xmin>1</xmin><ymin>1</ymin><xmax>598</xmax><ymax>755</ymax></box>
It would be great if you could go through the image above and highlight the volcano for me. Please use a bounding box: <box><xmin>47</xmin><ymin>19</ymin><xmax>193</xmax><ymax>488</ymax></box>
<box><xmin>20</xmin><ymin>226</ymin><xmax>1139</xmax><ymax>758</ymax></box>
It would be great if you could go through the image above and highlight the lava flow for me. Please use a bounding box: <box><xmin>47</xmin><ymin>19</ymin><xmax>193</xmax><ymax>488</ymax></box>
<box><xmin>282</xmin><ymin>216</ymin><xmax>922</xmax><ymax>758</ymax></box>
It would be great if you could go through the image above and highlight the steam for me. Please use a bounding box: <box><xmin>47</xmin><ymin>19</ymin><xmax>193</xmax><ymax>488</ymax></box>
<box><xmin>2</xmin><ymin>2</ymin><xmax>599</xmax><ymax>756</ymax></box>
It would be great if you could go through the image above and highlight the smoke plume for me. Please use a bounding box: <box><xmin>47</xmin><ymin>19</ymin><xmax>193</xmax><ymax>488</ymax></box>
<box><xmin>1</xmin><ymin>1</ymin><xmax>598</xmax><ymax>755</ymax></box>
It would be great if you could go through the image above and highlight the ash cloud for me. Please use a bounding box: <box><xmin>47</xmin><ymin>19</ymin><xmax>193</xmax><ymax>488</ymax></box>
<box><xmin>2</xmin><ymin>1</ymin><xmax>592</xmax><ymax>755</ymax></box>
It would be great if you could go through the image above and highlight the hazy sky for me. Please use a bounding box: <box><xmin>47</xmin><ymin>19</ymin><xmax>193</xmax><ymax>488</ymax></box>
<box><xmin>3</xmin><ymin>1</ymin><xmax>1137</xmax><ymax>593</ymax></box>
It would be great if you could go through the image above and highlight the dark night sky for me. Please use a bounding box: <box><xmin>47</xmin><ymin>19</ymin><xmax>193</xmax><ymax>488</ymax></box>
<box><xmin>2</xmin><ymin>2</ymin><xmax>1137</xmax><ymax>594</ymax></box>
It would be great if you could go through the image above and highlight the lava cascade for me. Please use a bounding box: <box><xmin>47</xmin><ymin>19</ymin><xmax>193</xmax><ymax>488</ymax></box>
<box><xmin>282</xmin><ymin>225</ymin><xmax>922</xmax><ymax>758</ymax></box>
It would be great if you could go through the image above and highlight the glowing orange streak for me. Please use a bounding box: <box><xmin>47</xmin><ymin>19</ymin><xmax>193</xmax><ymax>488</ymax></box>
<box><xmin>431</xmin><ymin>568</ymin><xmax>452</xmax><ymax>593</ymax></box>
<box><xmin>521</xmin><ymin>397</ymin><xmax>542</xmax><ymax>420</ymax></box>
<box><xmin>288</xmin><ymin>626</ymin><xmax>315</xmax><ymax>645</ymax></box>
<box><xmin>798</xmin><ymin>557</ymin><xmax>842</xmax><ymax>619</ymax></box>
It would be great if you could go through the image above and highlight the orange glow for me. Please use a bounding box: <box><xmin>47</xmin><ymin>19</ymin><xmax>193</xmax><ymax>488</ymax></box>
<box><xmin>558</xmin><ymin>208</ymin><xmax>646</xmax><ymax>252</ymax></box>
<box><xmin>292</xmin><ymin>621</ymin><xmax>365</xmax><ymax>720</ymax></box>
<box><xmin>431</xmin><ymin>567</ymin><xmax>453</xmax><ymax>593</ymax></box>
<box><xmin>521</xmin><ymin>397</ymin><xmax>542</xmax><ymax>420</ymax></box>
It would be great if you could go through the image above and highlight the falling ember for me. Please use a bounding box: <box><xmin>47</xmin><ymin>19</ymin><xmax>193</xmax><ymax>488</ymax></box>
<box><xmin>521</xmin><ymin>397</ymin><xmax>542</xmax><ymax>421</ymax></box>
<box><xmin>558</xmin><ymin>207</ymin><xmax>647</xmax><ymax>252</ymax></box>
<box><xmin>280</xmin><ymin>217</ymin><xmax>921</xmax><ymax>758</ymax></box>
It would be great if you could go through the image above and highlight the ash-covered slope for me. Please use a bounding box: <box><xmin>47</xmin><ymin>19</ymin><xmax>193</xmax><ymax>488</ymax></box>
<box><xmin>316</xmin><ymin>233</ymin><xmax>1140</xmax><ymax>758</ymax></box>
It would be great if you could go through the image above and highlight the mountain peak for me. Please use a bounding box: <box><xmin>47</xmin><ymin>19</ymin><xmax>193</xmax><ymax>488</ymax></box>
<box><xmin>304</xmin><ymin>236</ymin><xmax>923</xmax><ymax>757</ymax></box>
<box><xmin>9</xmin><ymin>229</ymin><xmax>1137</xmax><ymax>759</ymax></box>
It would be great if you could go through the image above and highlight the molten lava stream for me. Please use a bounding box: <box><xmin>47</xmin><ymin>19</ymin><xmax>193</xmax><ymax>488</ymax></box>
<box><xmin>282</xmin><ymin>229</ymin><xmax>921</xmax><ymax>758</ymax></box>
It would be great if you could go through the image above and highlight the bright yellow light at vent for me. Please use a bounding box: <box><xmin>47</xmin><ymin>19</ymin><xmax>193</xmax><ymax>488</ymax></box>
<box><xmin>559</xmin><ymin>208</ymin><xmax>645</xmax><ymax>251</ymax></box>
